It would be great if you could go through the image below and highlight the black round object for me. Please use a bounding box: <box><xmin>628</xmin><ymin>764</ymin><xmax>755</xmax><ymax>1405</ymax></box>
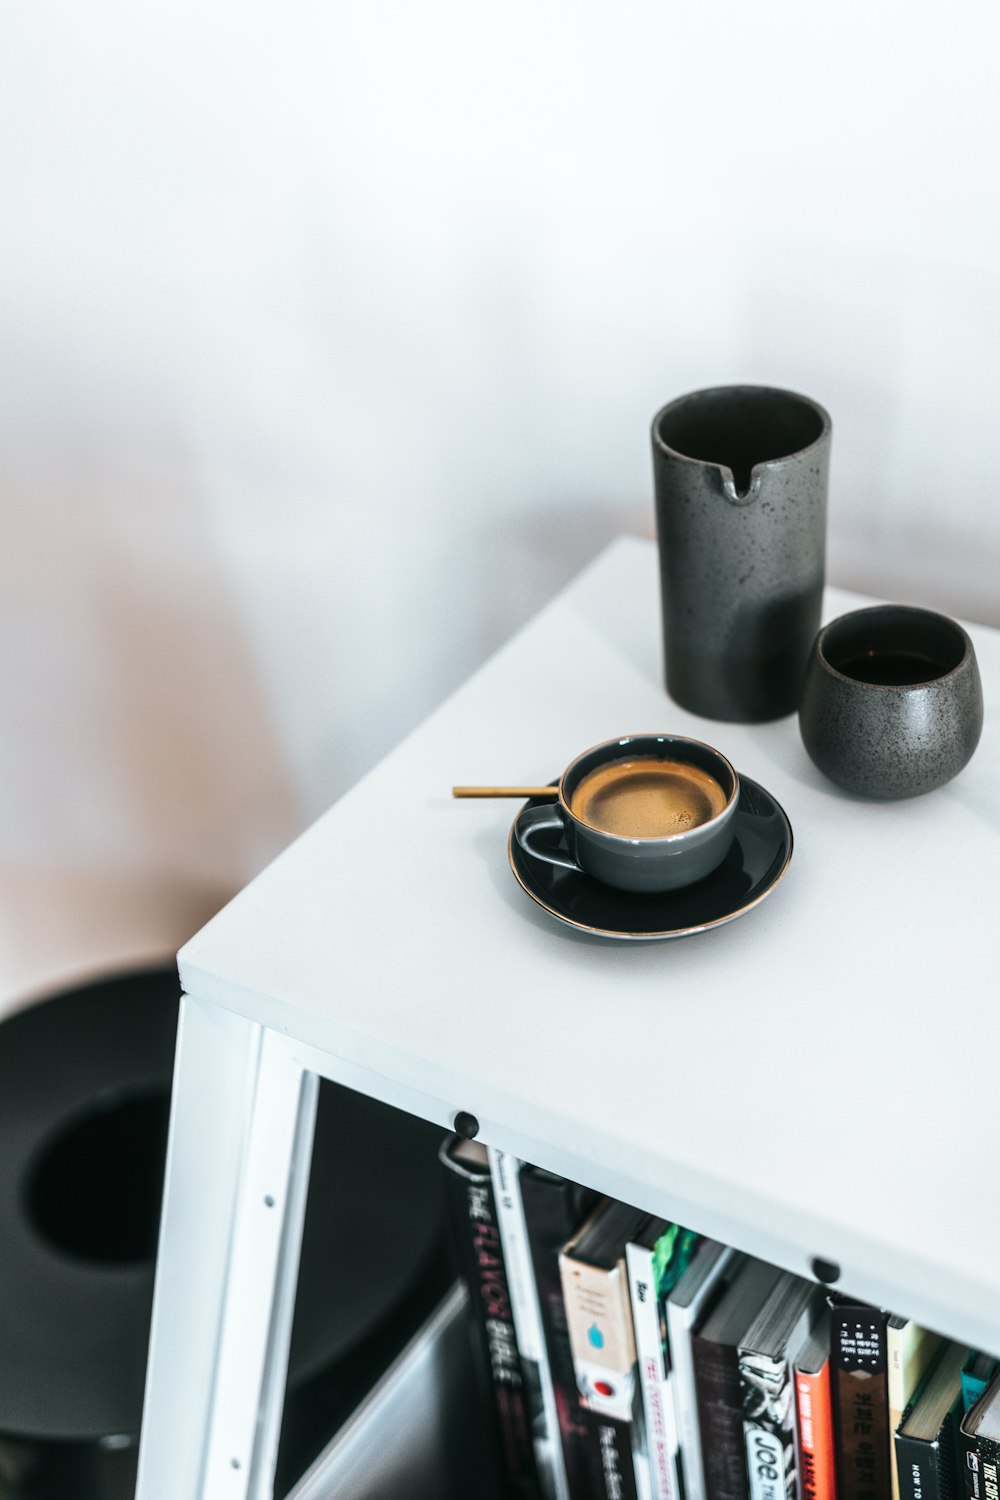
<box><xmin>799</xmin><ymin>604</ymin><xmax>984</xmax><ymax>799</ymax></box>
<box><xmin>453</xmin><ymin>1111</ymin><xmax>479</xmax><ymax>1140</ymax></box>
<box><xmin>0</xmin><ymin>969</ymin><xmax>179</xmax><ymax>1445</ymax></box>
<box><xmin>0</xmin><ymin>967</ymin><xmax>446</xmax><ymax>1473</ymax></box>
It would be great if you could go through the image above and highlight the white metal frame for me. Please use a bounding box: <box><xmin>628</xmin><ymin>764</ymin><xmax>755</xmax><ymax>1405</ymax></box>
<box><xmin>136</xmin><ymin>996</ymin><xmax>317</xmax><ymax>1500</ymax></box>
<box><xmin>136</xmin><ymin>1004</ymin><xmax>468</xmax><ymax>1500</ymax></box>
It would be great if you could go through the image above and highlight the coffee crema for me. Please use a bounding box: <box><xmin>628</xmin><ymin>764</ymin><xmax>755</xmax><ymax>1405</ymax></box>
<box><xmin>569</xmin><ymin>757</ymin><xmax>729</xmax><ymax>839</ymax></box>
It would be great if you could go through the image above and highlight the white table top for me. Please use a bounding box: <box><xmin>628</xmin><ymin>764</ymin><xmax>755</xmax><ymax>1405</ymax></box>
<box><xmin>180</xmin><ymin>537</ymin><xmax>1000</xmax><ymax>1353</ymax></box>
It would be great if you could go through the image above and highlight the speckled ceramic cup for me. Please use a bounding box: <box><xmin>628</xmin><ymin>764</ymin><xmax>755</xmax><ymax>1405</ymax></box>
<box><xmin>515</xmin><ymin>733</ymin><xmax>740</xmax><ymax>893</ymax></box>
<box><xmin>798</xmin><ymin>604</ymin><xmax>984</xmax><ymax>798</ymax></box>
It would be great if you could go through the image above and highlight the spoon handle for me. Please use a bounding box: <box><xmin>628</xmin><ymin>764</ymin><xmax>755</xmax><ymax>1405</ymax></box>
<box><xmin>452</xmin><ymin>785</ymin><xmax>558</xmax><ymax>798</ymax></box>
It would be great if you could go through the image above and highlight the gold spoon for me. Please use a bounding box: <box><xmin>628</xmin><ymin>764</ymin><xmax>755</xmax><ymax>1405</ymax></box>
<box><xmin>452</xmin><ymin>785</ymin><xmax>558</xmax><ymax>798</ymax></box>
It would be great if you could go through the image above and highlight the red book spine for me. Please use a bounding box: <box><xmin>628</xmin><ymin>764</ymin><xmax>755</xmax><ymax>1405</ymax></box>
<box><xmin>796</xmin><ymin>1359</ymin><xmax>836</xmax><ymax>1500</ymax></box>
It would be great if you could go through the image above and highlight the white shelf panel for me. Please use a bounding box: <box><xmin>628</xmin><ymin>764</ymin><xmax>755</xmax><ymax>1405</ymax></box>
<box><xmin>180</xmin><ymin>537</ymin><xmax>1000</xmax><ymax>1355</ymax></box>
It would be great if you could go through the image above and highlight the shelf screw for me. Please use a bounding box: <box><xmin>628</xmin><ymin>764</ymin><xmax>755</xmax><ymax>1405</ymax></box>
<box><xmin>453</xmin><ymin>1111</ymin><xmax>479</xmax><ymax>1140</ymax></box>
<box><xmin>811</xmin><ymin>1256</ymin><xmax>841</xmax><ymax>1284</ymax></box>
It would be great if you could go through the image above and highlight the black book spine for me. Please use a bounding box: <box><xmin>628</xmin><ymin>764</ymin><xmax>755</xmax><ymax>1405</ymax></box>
<box><xmin>897</xmin><ymin>1402</ymin><xmax>963</xmax><ymax>1500</ymax></box>
<box><xmin>692</xmin><ymin>1331</ymin><xmax>749</xmax><ymax>1500</ymax></box>
<box><xmin>961</xmin><ymin>1431</ymin><xmax>1000</xmax><ymax>1500</ymax></box>
<box><xmin>896</xmin><ymin>1431</ymin><xmax>944</xmax><ymax>1500</ymax></box>
<box><xmin>440</xmin><ymin>1143</ymin><xmax>541</xmax><ymax>1500</ymax></box>
<box><xmin>520</xmin><ymin>1168</ymin><xmax>600</xmax><ymax>1500</ymax></box>
<box><xmin>829</xmin><ymin>1301</ymin><xmax>889</xmax><ymax>1500</ymax></box>
<box><xmin>960</xmin><ymin>1427</ymin><xmax>979</xmax><ymax>1500</ymax></box>
<box><xmin>586</xmin><ymin>1410</ymin><xmax>641</xmax><ymax>1500</ymax></box>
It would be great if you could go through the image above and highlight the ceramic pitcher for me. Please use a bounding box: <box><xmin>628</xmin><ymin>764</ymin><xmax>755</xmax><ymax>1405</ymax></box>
<box><xmin>651</xmin><ymin>384</ymin><xmax>831</xmax><ymax>722</ymax></box>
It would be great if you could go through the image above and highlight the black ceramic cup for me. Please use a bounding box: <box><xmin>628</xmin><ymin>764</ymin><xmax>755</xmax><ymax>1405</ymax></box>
<box><xmin>798</xmin><ymin>604</ymin><xmax>984</xmax><ymax>799</ymax></box>
<box><xmin>515</xmin><ymin>733</ymin><xmax>739</xmax><ymax>893</ymax></box>
<box><xmin>652</xmin><ymin>385</ymin><xmax>831</xmax><ymax>722</ymax></box>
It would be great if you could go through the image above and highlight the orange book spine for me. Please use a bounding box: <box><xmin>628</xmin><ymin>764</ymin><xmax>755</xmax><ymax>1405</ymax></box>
<box><xmin>796</xmin><ymin>1359</ymin><xmax>836</xmax><ymax>1500</ymax></box>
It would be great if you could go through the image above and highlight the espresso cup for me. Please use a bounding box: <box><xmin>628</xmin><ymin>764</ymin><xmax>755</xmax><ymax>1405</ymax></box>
<box><xmin>798</xmin><ymin>604</ymin><xmax>984</xmax><ymax>798</ymax></box>
<box><xmin>515</xmin><ymin>734</ymin><xmax>739</xmax><ymax>893</ymax></box>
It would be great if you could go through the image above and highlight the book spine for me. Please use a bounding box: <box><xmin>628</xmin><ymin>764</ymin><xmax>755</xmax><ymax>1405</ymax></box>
<box><xmin>830</xmin><ymin>1303</ymin><xmax>890</xmax><ymax>1500</ymax></box>
<box><xmin>440</xmin><ymin>1143</ymin><xmax>541</xmax><ymax>1499</ymax></box>
<box><xmin>692</xmin><ymin>1332</ymin><xmax>749</xmax><ymax>1500</ymax></box>
<box><xmin>668</xmin><ymin>1305</ymin><xmax>705</xmax><ymax>1500</ymax></box>
<box><xmin>560</xmin><ymin>1241</ymin><xmax>641</xmax><ymax>1500</ymax></box>
<box><xmin>521</xmin><ymin>1170</ymin><xmax>600</xmax><ymax>1500</ymax></box>
<box><xmin>895</xmin><ymin>1432</ymin><xmax>943</xmax><ymax>1500</ymax></box>
<box><xmin>961</xmin><ymin>1433</ymin><xmax>1000</xmax><ymax>1500</ymax></box>
<box><xmin>962</xmin><ymin>1373</ymin><xmax>994</xmax><ymax>1415</ymax></box>
<box><xmin>888</xmin><ymin>1323</ymin><xmax>945</xmax><ymax>1500</ymax></box>
<box><xmin>888</xmin><ymin>1321</ymin><xmax>908</xmax><ymax>1500</ymax></box>
<box><xmin>739</xmin><ymin>1351</ymin><xmax>797</xmax><ymax>1500</ymax></box>
<box><xmin>960</xmin><ymin>1427</ymin><xmax>981</xmax><ymax>1500</ymax></box>
<box><xmin>667</xmin><ymin>1247</ymin><xmax>738</xmax><ymax>1500</ymax></box>
<box><xmin>795</xmin><ymin>1359</ymin><xmax>836</xmax><ymax>1500</ymax></box>
<box><xmin>585</xmin><ymin>1411</ymin><xmax>641</xmax><ymax>1500</ymax></box>
<box><xmin>490</xmin><ymin>1148</ymin><xmax>568</xmax><ymax>1500</ymax></box>
<box><xmin>626</xmin><ymin>1239</ymin><xmax>677</xmax><ymax>1500</ymax></box>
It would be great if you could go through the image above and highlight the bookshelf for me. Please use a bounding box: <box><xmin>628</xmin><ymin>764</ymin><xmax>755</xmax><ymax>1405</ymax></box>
<box><xmin>135</xmin><ymin>536</ymin><xmax>1000</xmax><ymax>1500</ymax></box>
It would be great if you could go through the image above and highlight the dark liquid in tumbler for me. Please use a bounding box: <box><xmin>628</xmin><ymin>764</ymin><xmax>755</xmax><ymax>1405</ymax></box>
<box><xmin>836</xmin><ymin>649</ymin><xmax>946</xmax><ymax>686</ymax></box>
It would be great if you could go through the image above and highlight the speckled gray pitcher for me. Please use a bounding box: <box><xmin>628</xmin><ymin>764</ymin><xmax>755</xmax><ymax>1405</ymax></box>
<box><xmin>652</xmin><ymin>385</ymin><xmax>831</xmax><ymax>722</ymax></box>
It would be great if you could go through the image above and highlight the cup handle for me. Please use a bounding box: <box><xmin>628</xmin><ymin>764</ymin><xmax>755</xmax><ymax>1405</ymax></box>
<box><xmin>515</xmin><ymin>803</ymin><xmax>583</xmax><ymax>875</ymax></box>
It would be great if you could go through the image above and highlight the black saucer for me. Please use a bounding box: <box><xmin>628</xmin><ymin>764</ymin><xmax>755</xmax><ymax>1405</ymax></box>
<box><xmin>507</xmin><ymin>774</ymin><xmax>793</xmax><ymax>940</ymax></box>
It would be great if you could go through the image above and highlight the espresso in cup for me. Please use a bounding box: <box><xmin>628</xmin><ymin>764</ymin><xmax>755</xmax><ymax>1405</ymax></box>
<box><xmin>516</xmin><ymin>734</ymin><xmax>739</xmax><ymax>893</ymax></box>
<box><xmin>570</xmin><ymin>758</ymin><xmax>730</xmax><ymax>839</ymax></box>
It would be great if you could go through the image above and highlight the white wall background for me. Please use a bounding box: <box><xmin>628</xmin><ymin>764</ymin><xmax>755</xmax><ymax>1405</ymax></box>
<box><xmin>1</xmin><ymin>0</ymin><xmax>998</xmax><ymax>1003</ymax></box>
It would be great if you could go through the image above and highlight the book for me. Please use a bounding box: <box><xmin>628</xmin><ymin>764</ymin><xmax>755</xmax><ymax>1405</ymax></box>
<box><xmin>888</xmin><ymin>1317</ymin><xmax>945</xmax><ymax>1500</ymax></box>
<box><xmin>439</xmin><ymin>1135</ymin><xmax>542</xmax><ymax>1499</ymax></box>
<box><xmin>829</xmin><ymin>1300</ymin><xmax>891</xmax><ymax>1500</ymax></box>
<box><xmin>520</xmin><ymin>1166</ymin><xmax>601</xmax><ymax>1500</ymax></box>
<box><xmin>894</xmin><ymin>1340</ymin><xmax>967</xmax><ymax>1500</ymax></box>
<box><xmin>489</xmin><ymin>1147</ymin><xmax>567</xmax><ymax>1500</ymax></box>
<box><xmin>959</xmin><ymin>1373</ymin><xmax>1000</xmax><ymax>1500</ymax></box>
<box><xmin>625</xmin><ymin>1218</ymin><xmax>701</xmax><ymax>1500</ymax></box>
<box><xmin>738</xmin><ymin>1271</ymin><xmax>820</xmax><ymax>1500</ymax></box>
<box><xmin>794</xmin><ymin>1313</ymin><xmax>836</xmax><ymax>1500</ymax></box>
<box><xmin>690</xmin><ymin>1257</ymin><xmax>783</xmax><ymax>1500</ymax></box>
<box><xmin>962</xmin><ymin>1354</ymin><xmax>999</xmax><ymax>1415</ymax></box>
<box><xmin>666</xmin><ymin>1240</ymin><xmax>741</xmax><ymax>1500</ymax></box>
<box><xmin>560</xmin><ymin>1199</ymin><xmax>651</xmax><ymax>1500</ymax></box>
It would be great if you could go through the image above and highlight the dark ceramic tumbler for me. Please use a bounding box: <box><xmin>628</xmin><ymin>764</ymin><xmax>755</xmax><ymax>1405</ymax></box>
<box><xmin>799</xmin><ymin>604</ymin><xmax>984</xmax><ymax>798</ymax></box>
<box><xmin>652</xmin><ymin>385</ymin><xmax>831</xmax><ymax>721</ymax></box>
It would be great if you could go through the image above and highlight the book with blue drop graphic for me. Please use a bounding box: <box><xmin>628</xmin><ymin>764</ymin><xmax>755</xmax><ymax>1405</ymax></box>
<box><xmin>559</xmin><ymin>1199</ymin><xmax>650</xmax><ymax>1500</ymax></box>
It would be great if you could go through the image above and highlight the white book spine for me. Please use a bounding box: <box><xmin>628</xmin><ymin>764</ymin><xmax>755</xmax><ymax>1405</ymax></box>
<box><xmin>887</xmin><ymin>1321</ymin><xmax>943</xmax><ymax>1500</ymax></box>
<box><xmin>666</xmin><ymin>1247</ymin><xmax>736</xmax><ymax>1500</ymax></box>
<box><xmin>487</xmin><ymin>1147</ymin><xmax>568</xmax><ymax>1500</ymax></box>
<box><xmin>626</xmin><ymin>1240</ymin><xmax>676</xmax><ymax>1500</ymax></box>
<box><xmin>741</xmin><ymin>1304</ymin><xmax>816</xmax><ymax>1500</ymax></box>
<box><xmin>743</xmin><ymin>1408</ymin><xmax>785</xmax><ymax>1500</ymax></box>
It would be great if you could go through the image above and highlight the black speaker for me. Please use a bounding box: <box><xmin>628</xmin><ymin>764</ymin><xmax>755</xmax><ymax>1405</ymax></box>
<box><xmin>0</xmin><ymin>968</ymin><xmax>450</xmax><ymax>1498</ymax></box>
